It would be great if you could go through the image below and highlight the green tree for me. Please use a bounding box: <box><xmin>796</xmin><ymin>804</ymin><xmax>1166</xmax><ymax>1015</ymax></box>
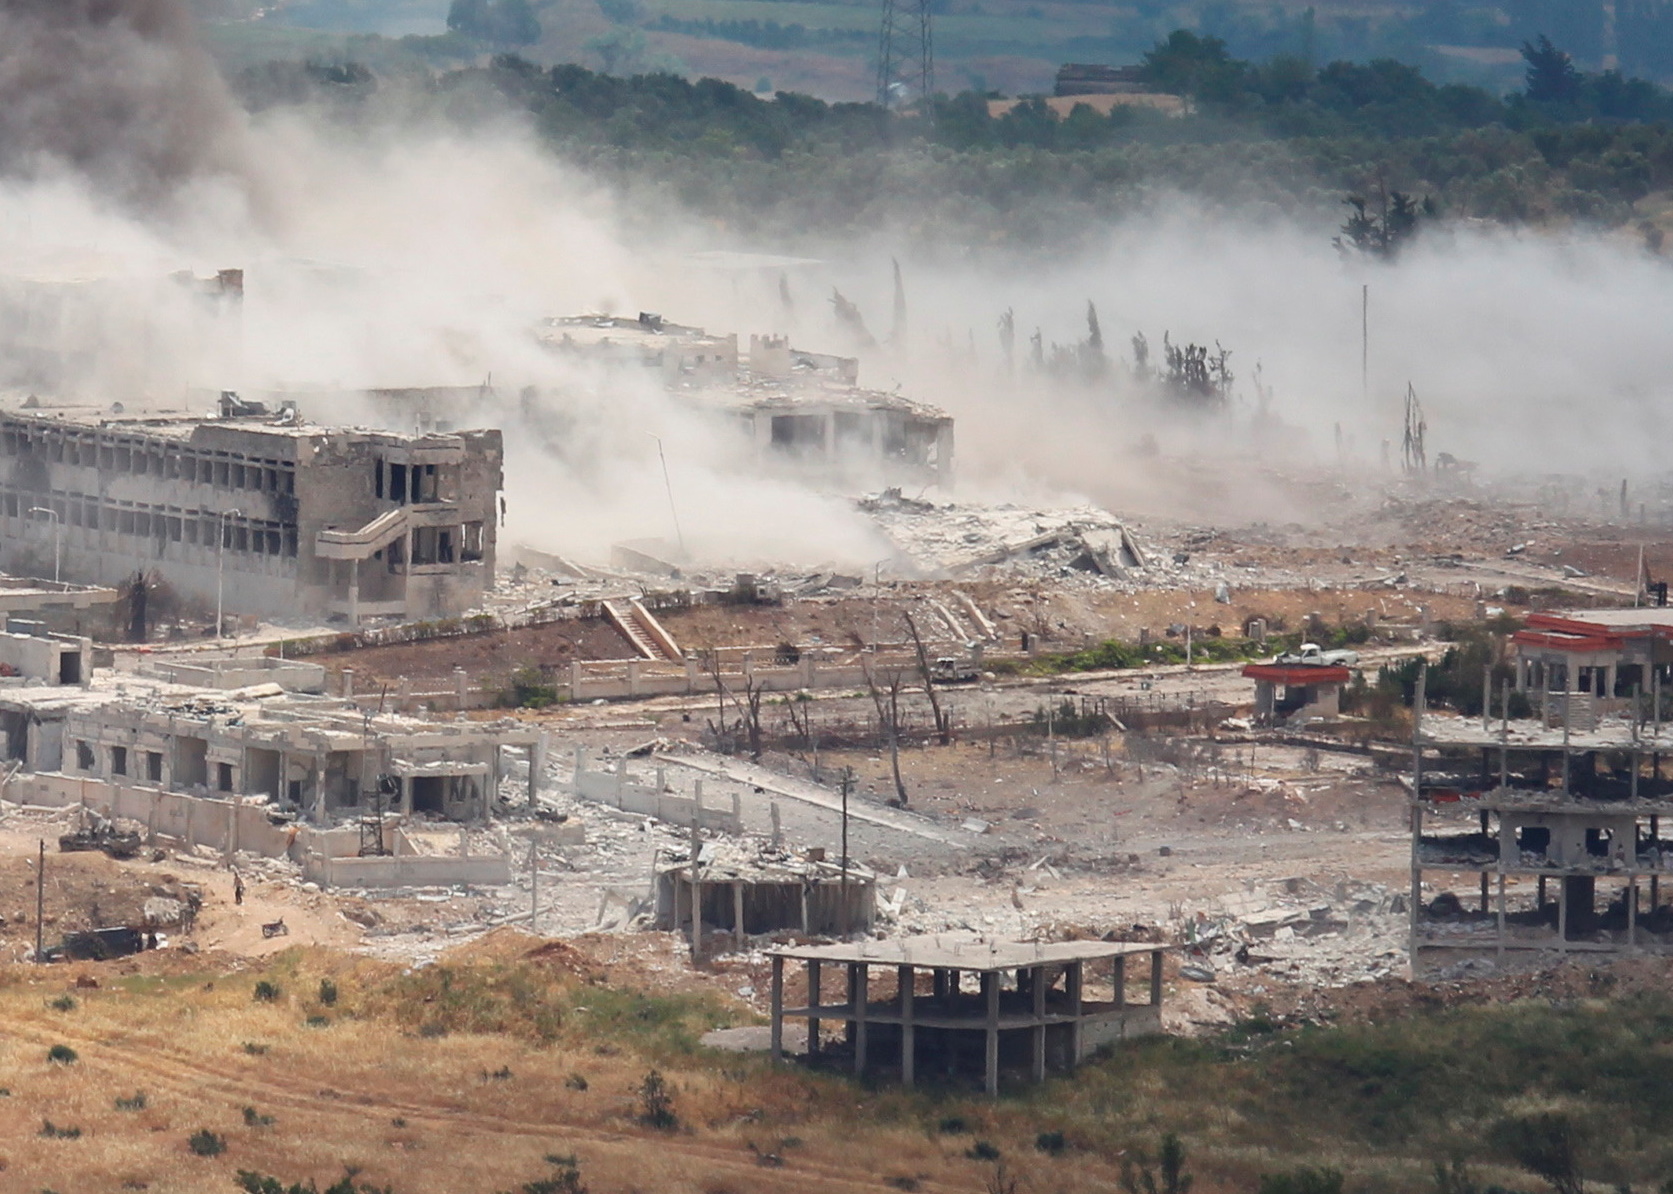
<box><xmin>1523</xmin><ymin>35</ymin><xmax>1582</xmax><ymax>104</ymax></box>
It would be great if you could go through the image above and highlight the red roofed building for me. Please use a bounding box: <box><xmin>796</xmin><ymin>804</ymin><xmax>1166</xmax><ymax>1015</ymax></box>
<box><xmin>1511</xmin><ymin>609</ymin><xmax>1673</xmax><ymax>719</ymax></box>
<box><xmin>1241</xmin><ymin>662</ymin><xmax>1352</xmax><ymax>727</ymax></box>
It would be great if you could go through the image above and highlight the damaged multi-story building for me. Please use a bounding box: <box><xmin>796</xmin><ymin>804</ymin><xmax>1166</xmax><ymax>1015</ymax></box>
<box><xmin>0</xmin><ymin>393</ymin><xmax>503</xmax><ymax>624</ymax></box>
<box><xmin>539</xmin><ymin>314</ymin><xmax>955</xmax><ymax>491</ymax></box>
<box><xmin>1409</xmin><ymin>607</ymin><xmax>1673</xmax><ymax>971</ymax></box>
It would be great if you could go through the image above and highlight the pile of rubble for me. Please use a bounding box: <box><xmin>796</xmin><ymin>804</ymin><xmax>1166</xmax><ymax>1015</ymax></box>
<box><xmin>1180</xmin><ymin>876</ymin><xmax>1409</xmax><ymax>989</ymax></box>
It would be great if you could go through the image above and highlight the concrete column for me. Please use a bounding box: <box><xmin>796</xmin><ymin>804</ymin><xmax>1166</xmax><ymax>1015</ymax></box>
<box><xmin>732</xmin><ymin>881</ymin><xmax>745</xmax><ymax>948</ymax></box>
<box><xmin>529</xmin><ymin>734</ymin><xmax>546</xmax><ymax>805</ymax></box>
<box><xmin>570</xmin><ymin>659</ymin><xmax>582</xmax><ymax>699</ymax></box>
<box><xmin>348</xmin><ymin>558</ymin><xmax>360</xmax><ymax>625</ymax></box>
<box><xmin>898</xmin><ymin>964</ymin><xmax>915</xmax><ymax>1087</ymax></box>
<box><xmin>628</xmin><ymin>658</ymin><xmax>641</xmax><ymax>697</ymax></box>
<box><xmin>453</xmin><ymin>666</ymin><xmax>468</xmax><ymax>708</ymax></box>
<box><xmin>1149</xmin><ymin>949</ymin><xmax>1163</xmax><ymax>1006</ymax></box>
<box><xmin>983</xmin><ymin>970</ymin><xmax>1000</xmax><ymax>1098</ymax></box>
<box><xmin>1031</xmin><ymin>963</ymin><xmax>1047</xmax><ymax>1082</ymax></box>
<box><xmin>400</xmin><ymin>774</ymin><xmax>413</xmax><ymax>817</ymax></box>
<box><xmin>341</xmin><ymin>669</ymin><xmax>355</xmax><ymax>699</ymax></box>
<box><xmin>1067</xmin><ymin>960</ymin><xmax>1084</xmax><ymax>1064</ymax></box>
<box><xmin>770</xmin><ymin>955</ymin><xmax>784</xmax><ymax>1060</ymax></box>
<box><xmin>684</xmin><ymin>656</ymin><xmax>697</xmax><ymax>694</ymax></box>
<box><xmin>311</xmin><ymin>754</ymin><xmax>327</xmax><ymax>823</ymax></box>
<box><xmin>853</xmin><ymin>963</ymin><xmax>868</xmax><ymax>1076</ymax></box>
<box><xmin>807</xmin><ymin>960</ymin><xmax>822</xmax><ymax>1057</ymax></box>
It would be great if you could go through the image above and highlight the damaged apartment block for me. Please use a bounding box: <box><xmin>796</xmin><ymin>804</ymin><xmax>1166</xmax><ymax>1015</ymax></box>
<box><xmin>540</xmin><ymin>314</ymin><xmax>954</xmax><ymax>491</ymax></box>
<box><xmin>1410</xmin><ymin>607</ymin><xmax>1673</xmax><ymax>970</ymax></box>
<box><xmin>0</xmin><ymin>393</ymin><xmax>502</xmax><ymax>625</ymax></box>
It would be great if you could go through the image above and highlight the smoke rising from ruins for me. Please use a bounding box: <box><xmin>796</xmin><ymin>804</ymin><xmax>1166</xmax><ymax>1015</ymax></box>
<box><xmin>5</xmin><ymin>0</ymin><xmax>1673</xmax><ymax>565</ymax></box>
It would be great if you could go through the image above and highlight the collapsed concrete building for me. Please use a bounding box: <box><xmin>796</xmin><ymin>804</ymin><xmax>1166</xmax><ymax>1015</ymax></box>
<box><xmin>539</xmin><ymin>314</ymin><xmax>955</xmax><ymax>490</ymax></box>
<box><xmin>654</xmin><ymin>844</ymin><xmax>877</xmax><ymax>945</ymax></box>
<box><xmin>0</xmin><ymin>642</ymin><xmax>546</xmax><ymax>885</ymax></box>
<box><xmin>0</xmin><ymin>394</ymin><xmax>503</xmax><ymax>624</ymax></box>
<box><xmin>1410</xmin><ymin>621</ymin><xmax>1673</xmax><ymax>971</ymax></box>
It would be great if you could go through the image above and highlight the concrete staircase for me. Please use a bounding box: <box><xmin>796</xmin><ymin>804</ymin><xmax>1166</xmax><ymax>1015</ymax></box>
<box><xmin>602</xmin><ymin>599</ymin><xmax>683</xmax><ymax>661</ymax></box>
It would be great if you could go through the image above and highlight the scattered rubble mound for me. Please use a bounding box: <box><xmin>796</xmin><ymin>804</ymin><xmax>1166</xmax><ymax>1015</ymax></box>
<box><xmin>1225</xmin><ymin>953</ymin><xmax>1673</xmax><ymax>1028</ymax></box>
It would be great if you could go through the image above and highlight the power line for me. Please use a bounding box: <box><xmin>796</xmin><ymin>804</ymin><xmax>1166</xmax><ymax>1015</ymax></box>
<box><xmin>876</xmin><ymin>0</ymin><xmax>933</xmax><ymax>108</ymax></box>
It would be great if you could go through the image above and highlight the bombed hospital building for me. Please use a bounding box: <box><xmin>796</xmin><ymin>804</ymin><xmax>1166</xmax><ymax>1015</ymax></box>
<box><xmin>0</xmin><ymin>395</ymin><xmax>503</xmax><ymax>624</ymax></box>
<box><xmin>540</xmin><ymin>314</ymin><xmax>954</xmax><ymax>490</ymax></box>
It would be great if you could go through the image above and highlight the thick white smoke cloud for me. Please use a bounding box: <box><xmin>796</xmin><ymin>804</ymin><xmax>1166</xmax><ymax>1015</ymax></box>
<box><xmin>4</xmin><ymin>0</ymin><xmax>1673</xmax><ymax>565</ymax></box>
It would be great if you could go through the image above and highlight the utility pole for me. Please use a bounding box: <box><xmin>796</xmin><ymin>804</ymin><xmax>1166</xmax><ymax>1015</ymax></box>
<box><xmin>35</xmin><ymin>838</ymin><xmax>44</xmax><ymax>963</ymax></box>
<box><xmin>1361</xmin><ymin>283</ymin><xmax>1369</xmax><ymax>407</ymax></box>
<box><xmin>840</xmin><ymin>767</ymin><xmax>853</xmax><ymax>939</ymax></box>
<box><xmin>646</xmin><ymin>434</ymin><xmax>686</xmax><ymax>557</ymax></box>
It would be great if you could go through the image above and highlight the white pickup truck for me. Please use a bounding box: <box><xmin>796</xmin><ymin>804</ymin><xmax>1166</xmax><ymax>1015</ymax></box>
<box><xmin>1276</xmin><ymin>642</ymin><xmax>1359</xmax><ymax>667</ymax></box>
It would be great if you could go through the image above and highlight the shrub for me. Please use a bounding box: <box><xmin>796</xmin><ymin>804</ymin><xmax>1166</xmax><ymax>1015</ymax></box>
<box><xmin>1257</xmin><ymin>1168</ymin><xmax>1344</xmax><ymax>1194</ymax></box>
<box><xmin>242</xmin><ymin>1042</ymin><xmax>270</xmax><ymax>1055</ymax></box>
<box><xmin>306</xmin><ymin>1014</ymin><xmax>331</xmax><ymax>1028</ymax></box>
<box><xmin>1123</xmin><ymin>1134</ymin><xmax>1193</xmax><ymax>1194</ymax></box>
<box><xmin>636</xmin><ymin>1068</ymin><xmax>677</xmax><ymax>1130</ymax></box>
<box><xmin>318</xmin><ymin>978</ymin><xmax>339</xmax><ymax>1006</ymax></box>
<box><xmin>39</xmin><ymin>1119</ymin><xmax>82</xmax><ymax>1138</ymax></box>
<box><xmin>1490</xmin><ymin>1112</ymin><xmax>1586</xmax><ymax>1194</ymax></box>
<box><xmin>253</xmin><ymin>980</ymin><xmax>281</xmax><ymax>1003</ymax></box>
<box><xmin>46</xmin><ymin>1043</ymin><xmax>78</xmax><ymax>1064</ymax></box>
<box><xmin>49</xmin><ymin>994</ymin><xmax>76</xmax><ymax>1011</ymax></box>
<box><xmin>966</xmin><ymin>1140</ymin><xmax>1001</xmax><ymax>1161</ymax></box>
<box><xmin>499</xmin><ymin>1153</ymin><xmax>589</xmax><ymax>1194</ymax></box>
<box><xmin>1035</xmin><ymin>1130</ymin><xmax>1067</xmax><ymax>1155</ymax></box>
<box><xmin>188</xmin><ymin>1128</ymin><xmax>227</xmax><ymax>1156</ymax></box>
<box><xmin>115</xmin><ymin>1091</ymin><xmax>147</xmax><ymax>1111</ymax></box>
<box><xmin>937</xmin><ymin>1116</ymin><xmax>970</xmax><ymax>1134</ymax></box>
<box><xmin>564</xmin><ymin>1072</ymin><xmax>589</xmax><ymax>1091</ymax></box>
<box><xmin>243</xmin><ymin>1105</ymin><xmax>275</xmax><ymax>1127</ymax></box>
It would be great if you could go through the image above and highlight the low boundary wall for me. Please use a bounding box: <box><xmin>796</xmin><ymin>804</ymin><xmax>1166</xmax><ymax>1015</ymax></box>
<box><xmin>571</xmin><ymin>748</ymin><xmax>743</xmax><ymax>834</ymax></box>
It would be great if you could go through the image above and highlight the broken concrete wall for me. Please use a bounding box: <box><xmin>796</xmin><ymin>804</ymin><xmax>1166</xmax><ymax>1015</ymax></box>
<box><xmin>300</xmin><ymin>851</ymin><xmax>511</xmax><ymax>887</ymax></box>
<box><xmin>571</xmin><ymin>749</ymin><xmax>742</xmax><ymax>833</ymax></box>
<box><xmin>5</xmin><ymin>771</ymin><xmax>299</xmax><ymax>857</ymax></box>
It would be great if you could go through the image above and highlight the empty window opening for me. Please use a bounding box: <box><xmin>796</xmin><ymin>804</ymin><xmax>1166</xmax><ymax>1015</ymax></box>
<box><xmin>75</xmin><ymin>740</ymin><xmax>94</xmax><ymax>770</ymax></box>
<box><xmin>146</xmin><ymin>751</ymin><xmax>163</xmax><ymax>783</ymax></box>
<box><xmin>216</xmin><ymin>761</ymin><xmax>235</xmax><ymax>793</ymax></box>
<box><xmin>111</xmin><ymin>745</ymin><xmax>128</xmax><ymax>776</ymax></box>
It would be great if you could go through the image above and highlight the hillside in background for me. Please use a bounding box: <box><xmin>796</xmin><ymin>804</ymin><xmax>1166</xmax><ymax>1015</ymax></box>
<box><xmin>194</xmin><ymin>0</ymin><xmax>1673</xmax><ymax>103</ymax></box>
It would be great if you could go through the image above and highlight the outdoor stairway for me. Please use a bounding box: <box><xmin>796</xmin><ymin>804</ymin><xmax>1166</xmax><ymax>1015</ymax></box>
<box><xmin>602</xmin><ymin>599</ymin><xmax>683</xmax><ymax>661</ymax></box>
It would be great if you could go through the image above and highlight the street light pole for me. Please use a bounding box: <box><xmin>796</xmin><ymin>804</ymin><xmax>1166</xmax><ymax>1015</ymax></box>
<box><xmin>216</xmin><ymin>508</ymin><xmax>243</xmax><ymax>641</ymax></box>
<box><xmin>27</xmin><ymin>507</ymin><xmax>59</xmax><ymax>584</ymax></box>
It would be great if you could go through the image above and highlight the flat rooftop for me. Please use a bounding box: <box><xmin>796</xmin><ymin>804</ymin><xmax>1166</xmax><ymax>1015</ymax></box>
<box><xmin>0</xmin><ymin>395</ymin><xmax>478</xmax><ymax>447</ymax></box>
<box><xmin>1529</xmin><ymin>609</ymin><xmax>1673</xmax><ymax>634</ymax></box>
<box><xmin>771</xmin><ymin>935</ymin><xmax>1164</xmax><ymax>970</ymax></box>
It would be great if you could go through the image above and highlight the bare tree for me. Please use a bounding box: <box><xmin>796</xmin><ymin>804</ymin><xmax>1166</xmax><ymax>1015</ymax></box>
<box><xmin>863</xmin><ymin>658</ymin><xmax>910</xmax><ymax>805</ymax></box>
<box><xmin>902</xmin><ymin>609</ymin><xmax>952</xmax><ymax>746</ymax></box>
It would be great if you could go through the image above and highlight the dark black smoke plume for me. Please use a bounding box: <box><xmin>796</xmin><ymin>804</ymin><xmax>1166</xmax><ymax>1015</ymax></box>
<box><xmin>0</xmin><ymin>0</ymin><xmax>248</xmax><ymax>205</ymax></box>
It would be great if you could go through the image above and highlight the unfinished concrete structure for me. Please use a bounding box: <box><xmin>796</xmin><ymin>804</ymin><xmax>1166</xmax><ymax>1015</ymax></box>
<box><xmin>769</xmin><ymin>937</ymin><xmax>1167</xmax><ymax>1094</ymax></box>
<box><xmin>540</xmin><ymin>313</ymin><xmax>955</xmax><ymax>490</ymax></box>
<box><xmin>1243</xmin><ymin>662</ymin><xmax>1349</xmax><ymax>727</ymax></box>
<box><xmin>0</xmin><ymin>395</ymin><xmax>502</xmax><ymax>624</ymax></box>
<box><xmin>655</xmin><ymin>847</ymin><xmax>877</xmax><ymax>946</ymax></box>
<box><xmin>1409</xmin><ymin>652</ymin><xmax>1673</xmax><ymax>971</ymax></box>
